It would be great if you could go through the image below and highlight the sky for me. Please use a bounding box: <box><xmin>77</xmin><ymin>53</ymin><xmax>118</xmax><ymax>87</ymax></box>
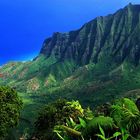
<box><xmin>0</xmin><ymin>0</ymin><xmax>140</xmax><ymax>65</ymax></box>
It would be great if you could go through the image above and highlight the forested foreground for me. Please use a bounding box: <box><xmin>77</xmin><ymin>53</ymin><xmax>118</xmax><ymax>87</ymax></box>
<box><xmin>31</xmin><ymin>98</ymin><xmax>140</xmax><ymax>140</ymax></box>
<box><xmin>1</xmin><ymin>86</ymin><xmax>140</xmax><ymax>140</ymax></box>
<box><xmin>0</xmin><ymin>86</ymin><xmax>22</xmax><ymax>140</ymax></box>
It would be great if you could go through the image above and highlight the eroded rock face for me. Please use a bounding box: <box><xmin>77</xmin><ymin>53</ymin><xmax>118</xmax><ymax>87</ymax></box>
<box><xmin>40</xmin><ymin>4</ymin><xmax>140</xmax><ymax>66</ymax></box>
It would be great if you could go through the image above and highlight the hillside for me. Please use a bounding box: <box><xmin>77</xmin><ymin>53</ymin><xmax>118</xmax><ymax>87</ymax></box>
<box><xmin>1</xmin><ymin>3</ymin><xmax>140</xmax><ymax>107</ymax></box>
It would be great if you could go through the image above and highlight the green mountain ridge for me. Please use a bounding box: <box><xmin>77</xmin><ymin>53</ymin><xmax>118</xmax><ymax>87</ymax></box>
<box><xmin>1</xmin><ymin>3</ymin><xmax>140</xmax><ymax>107</ymax></box>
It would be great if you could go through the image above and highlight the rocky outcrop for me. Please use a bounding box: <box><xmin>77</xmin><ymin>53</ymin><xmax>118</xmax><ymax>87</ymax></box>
<box><xmin>40</xmin><ymin>4</ymin><xmax>140</xmax><ymax>66</ymax></box>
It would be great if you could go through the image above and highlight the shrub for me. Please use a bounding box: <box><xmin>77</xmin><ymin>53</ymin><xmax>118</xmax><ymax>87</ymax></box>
<box><xmin>0</xmin><ymin>86</ymin><xmax>22</xmax><ymax>139</ymax></box>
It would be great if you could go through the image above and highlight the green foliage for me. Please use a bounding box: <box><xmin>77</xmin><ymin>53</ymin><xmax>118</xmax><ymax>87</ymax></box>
<box><xmin>96</xmin><ymin>125</ymin><xmax>121</xmax><ymax>140</ymax></box>
<box><xmin>34</xmin><ymin>99</ymin><xmax>84</xmax><ymax>140</ymax></box>
<box><xmin>54</xmin><ymin>117</ymin><xmax>87</xmax><ymax>140</ymax></box>
<box><xmin>4</xmin><ymin>95</ymin><xmax>140</xmax><ymax>140</ymax></box>
<box><xmin>0</xmin><ymin>86</ymin><xmax>22</xmax><ymax>139</ymax></box>
<box><xmin>34</xmin><ymin>97</ymin><xmax>140</xmax><ymax>140</ymax></box>
<box><xmin>54</xmin><ymin>125</ymin><xmax>81</xmax><ymax>140</ymax></box>
<box><xmin>84</xmin><ymin>107</ymin><xmax>94</xmax><ymax>120</ymax></box>
<box><xmin>94</xmin><ymin>103</ymin><xmax>111</xmax><ymax>116</ymax></box>
<box><xmin>120</xmin><ymin>128</ymin><xmax>130</xmax><ymax>140</ymax></box>
<box><xmin>83</xmin><ymin>116</ymin><xmax>114</xmax><ymax>139</ymax></box>
<box><xmin>111</xmin><ymin>98</ymin><xmax>140</xmax><ymax>136</ymax></box>
<box><xmin>86</xmin><ymin>116</ymin><xmax>114</xmax><ymax>131</ymax></box>
<box><xmin>66</xmin><ymin>100</ymin><xmax>84</xmax><ymax>115</ymax></box>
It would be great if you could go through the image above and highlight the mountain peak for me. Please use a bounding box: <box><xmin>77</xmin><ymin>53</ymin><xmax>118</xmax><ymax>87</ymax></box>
<box><xmin>125</xmin><ymin>3</ymin><xmax>140</xmax><ymax>12</ymax></box>
<box><xmin>40</xmin><ymin>4</ymin><xmax>140</xmax><ymax>66</ymax></box>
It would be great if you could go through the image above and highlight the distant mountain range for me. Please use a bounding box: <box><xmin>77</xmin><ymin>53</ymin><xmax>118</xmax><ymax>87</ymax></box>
<box><xmin>1</xmin><ymin>3</ymin><xmax>140</xmax><ymax>106</ymax></box>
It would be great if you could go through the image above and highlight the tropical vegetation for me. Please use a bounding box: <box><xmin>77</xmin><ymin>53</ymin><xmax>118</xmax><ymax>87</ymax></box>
<box><xmin>0</xmin><ymin>86</ymin><xmax>22</xmax><ymax>139</ymax></box>
<box><xmin>30</xmin><ymin>97</ymin><xmax>140</xmax><ymax>140</ymax></box>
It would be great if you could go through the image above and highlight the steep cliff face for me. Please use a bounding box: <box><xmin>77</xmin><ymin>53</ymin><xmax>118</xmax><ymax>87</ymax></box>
<box><xmin>40</xmin><ymin>4</ymin><xmax>140</xmax><ymax>66</ymax></box>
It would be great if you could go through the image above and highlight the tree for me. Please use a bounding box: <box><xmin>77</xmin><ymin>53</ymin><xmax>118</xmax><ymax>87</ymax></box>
<box><xmin>34</xmin><ymin>99</ymin><xmax>84</xmax><ymax>140</ymax></box>
<box><xmin>0</xmin><ymin>86</ymin><xmax>22</xmax><ymax>139</ymax></box>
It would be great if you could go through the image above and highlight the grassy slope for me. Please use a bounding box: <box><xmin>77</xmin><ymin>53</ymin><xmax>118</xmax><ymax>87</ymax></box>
<box><xmin>48</xmin><ymin>62</ymin><xmax>140</xmax><ymax>107</ymax></box>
